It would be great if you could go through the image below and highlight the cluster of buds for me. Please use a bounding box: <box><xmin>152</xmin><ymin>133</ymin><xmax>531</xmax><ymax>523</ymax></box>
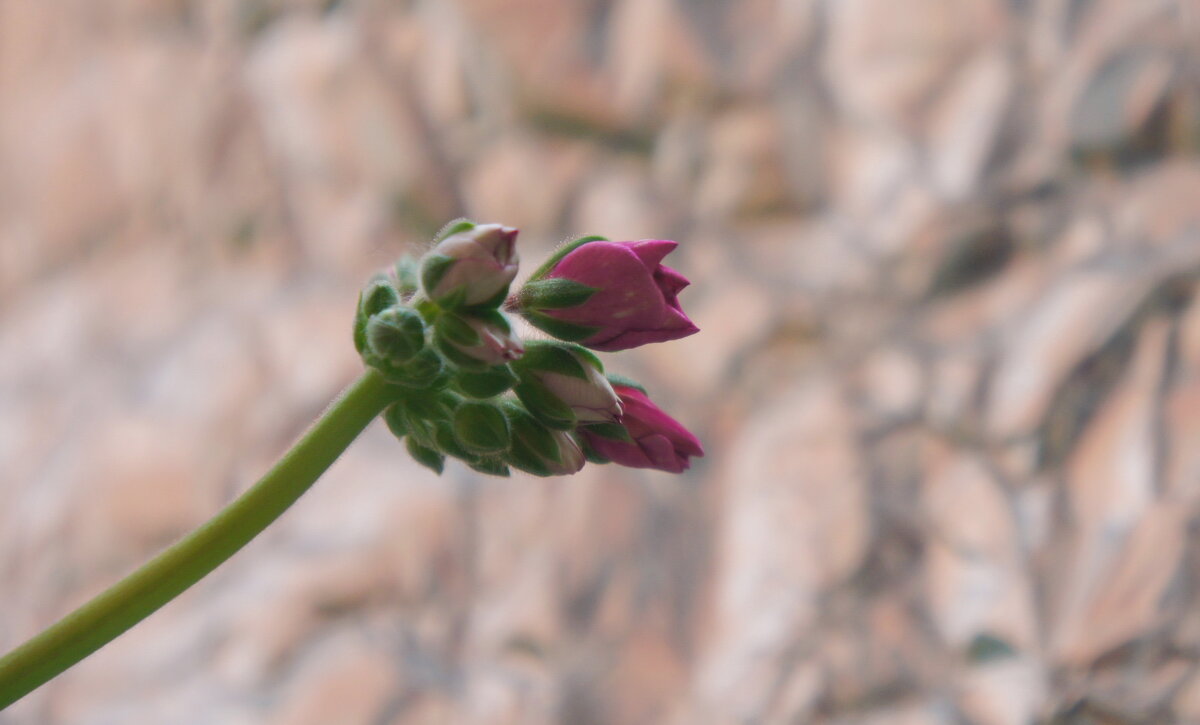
<box><xmin>354</xmin><ymin>220</ymin><xmax>703</xmax><ymax>477</ymax></box>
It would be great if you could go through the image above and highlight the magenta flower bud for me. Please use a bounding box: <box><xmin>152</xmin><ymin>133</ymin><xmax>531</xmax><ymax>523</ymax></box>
<box><xmin>422</xmin><ymin>223</ymin><xmax>519</xmax><ymax>308</ymax></box>
<box><xmin>518</xmin><ymin>239</ymin><xmax>698</xmax><ymax>351</ymax></box>
<box><xmin>581</xmin><ymin>384</ymin><xmax>703</xmax><ymax>473</ymax></box>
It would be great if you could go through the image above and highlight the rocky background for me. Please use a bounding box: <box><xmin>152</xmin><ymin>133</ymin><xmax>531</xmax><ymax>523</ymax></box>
<box><xmin>2</xmin><ymin>0</ymin><xmax>1200</xmax><ymax>723</ymax></box>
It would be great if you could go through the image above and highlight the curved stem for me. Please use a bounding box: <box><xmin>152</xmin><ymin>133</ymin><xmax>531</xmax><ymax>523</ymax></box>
<box><xmin>0</xmin><ymin>369</ymin><xmax>399</xmax><ymax>710</ymax></box>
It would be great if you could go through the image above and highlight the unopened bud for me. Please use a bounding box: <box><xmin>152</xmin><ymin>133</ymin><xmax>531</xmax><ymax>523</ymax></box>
<box><xmin>365</xmin><ymin>306</ymin><xmax>425</xmax><ymax>365</ymax></box>
<box><xmin>512</xmin><ymin>341</ymin><xmax>622</xmax><ymax>428</ymax></box>
<box><xmin>421</xmin><ymin>222</ymin><xmax>519</xmax><ymax>309</ymax></box>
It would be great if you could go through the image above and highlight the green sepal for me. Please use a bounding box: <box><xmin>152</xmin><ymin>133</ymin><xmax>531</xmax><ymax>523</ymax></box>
<box><xmin>518</xmin><ymin>278</ymin><xmax>598</xmax><ymax>310</ymax></box>
<box><xmin>434</xmin><ymin>217</ymin><xmax>476</xmax><ymax>242</ymax></box>
<box><xmin>420</xmin><ymin>254</ymin><xmax>456</xmax><ymax>296</ymax></box>
<box><xmin>454</xmin><ymin>365</ymin><xmax>518</xmax><ymax>398</ymax></box>
<box><xmin>506</xmin><ymin>438</ymin><xmax>553</xmax><ymax>477</ymax></box>
<box><xmin>415</xmin><ymin>298</ymin><xmax>441</xmax><ymax>321</ymax></box>
<box><xmin>365</xmin><ymin>306</ymin><xmax>426</xmax><ymax>365</ymax></box>
<box><xmin>435</xmin><ymin>335</ymin><xmax>492</xmax><ymax>371</ymax></box>
<box><xmin>527</xmin><ymin>235</ymin><xmax>609</xmax><ymax>282</ymax></box>
<box><xmin>393</xmin><ymin>406</ymin><xmax>438</xmax><ymax>449</ymax></box>
<box><xmin>477</xmin><ymin>307</ymin><xmax>514</xmax><ymax>333</ymax></box>
<box><xmin>453</xmin><ymin>401</ymin><xmax>511</xmax><ymax>454</ymax></box>
<box><xmin>374</xmin><ymin>348</ymin><xmax>449</xmax><ymax>390</ymax></box>
<box><xmin>505</xmin><ymin>402</ymin><xmax>561</xmax><ymax>460</ymax></box>
<box><xmin>383</xmin><ymin>403</ymin><xmax>408</xmax><ymax>440</ymax></box>
<box><xmin>579</xmin><ymin>421</ymin><xmax>633</xmax><ymax>443</ymax></box>
<box><xmin>521</xmin><ymin>310</ymin><xmax>600</xmax><ymax>344</ymax></box>
<box><xmin>406</xmin><ymin>437</ymin><xmax>445</xmax><ymax>474</ymax></box>
<box><xmin>605</xmin><ymin>373</ymin><xmax>646</xmax><ymax>395</ymax></box>
<box><xmin>435</xmin><ymin>421</ymin><xmax>480</xmax><ymax>464</ymax></box>
<box><xmin>514</xmin><ymin>381</ymin><xmax>576</xmax><ymax>430</ymax></box>
<box><xmin>401</xmin><ymin>390</ymin><xmax>455</xmax><ymax>421</ymax></box>
<box><xmin>468</xmin><ymin>457</ymin><xmax>511</xmax><ymax>477</ymax></box>
<box><xmin>569</xmin><ymin>345</ymin><xmax>604</xmax><ymax>372</ymax></box>
<box><xmin>435</xmin><ymin>313</ymin><xmax>481</xmax><ymax>347</ymax></box>
<box><xmin>577</xmin><ymin>434</ymin><xmax>612</xmax><ymax>464</ymax></box>
<box><xmin>354</xmin><ymin>276</ymin><xmax>401</xmax><ymax>355</ymax></box>
<box><xmin>394</xmin><ymin>255</ymin><xmax>420</xmax><ymax>297</ymax></box>
<box><xmin>514</xmin><ymin>340</ymin><xmax>589</xmax><ymax>379</ymax></box>
<box><xmin>465</xmin><ymin>284</ymin><xmax>512</xmax><ymax>312</ymax></box>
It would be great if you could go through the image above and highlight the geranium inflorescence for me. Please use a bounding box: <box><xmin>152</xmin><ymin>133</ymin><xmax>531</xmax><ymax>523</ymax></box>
<box><xmin>354</xmin><ymin>219</ymin><xmax>704</xmax><ymax>477</ymax></box>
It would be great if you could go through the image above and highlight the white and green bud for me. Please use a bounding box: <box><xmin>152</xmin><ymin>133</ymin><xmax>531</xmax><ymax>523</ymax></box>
<box><xmin>505</xmin><ymin>402</ymin><xmax>585</xmax><ymax>477</ymax></box>
<box><xmin>512</xmin><ymin>341</ymin><xmax>622</xmax><ymax>428</ymax></box>
<box><xmin>421</xmin><ymin>222</ymin><xmax>519</xmax><ymax>309</ymax></box>
<box><xmin>435</xmin><ymin>310</ymin><xmax>524</xmax><ymax>369</ymax></box>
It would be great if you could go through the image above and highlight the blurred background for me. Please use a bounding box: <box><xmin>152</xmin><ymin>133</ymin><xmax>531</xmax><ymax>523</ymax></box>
<box><xmin>2</xmin><ymin>0</ymin><xmax>1200</xmax><ymax>723</ymax></box>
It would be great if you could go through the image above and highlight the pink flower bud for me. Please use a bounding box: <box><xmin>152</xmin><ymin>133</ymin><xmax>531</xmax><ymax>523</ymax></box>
<box><xmin>422</xmin><ymin>223</ymin><xmax>519</xmax><ymax>308</ymax></box>
<box><xmin>581</xmin><ymin>385</ymin><xmax>703</xmax><ymax>473</ymax></box>
<box><xmin>522</xmin><ymin>239</ymin><xmax>699</xmax><ymax>351</ymax></box>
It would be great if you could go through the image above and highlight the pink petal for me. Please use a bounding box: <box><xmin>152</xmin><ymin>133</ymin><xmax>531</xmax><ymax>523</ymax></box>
<box><xmin>629</xmin><ymin>240</ymin><xmax>677</xmax><ymax>269</ymax></box>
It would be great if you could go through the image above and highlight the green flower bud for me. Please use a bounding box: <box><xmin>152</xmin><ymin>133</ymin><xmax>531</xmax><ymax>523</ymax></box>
<box><xmin>353</xmin><ymin>275</ymin><xmax>401</xmax><ymax>355</ymax></box>
<box><xmin>365</xmin><ymin>306</ymin><xmax>425</xmax><ymax>365</ymax></box>
<box><xmin>505</xmin><ymin>403</ymin><xmax>586</xmax><ymax>477</ymax></box>
<box><xmin>453</xmin><ymin>365</ymin><xmax>518</xmax><ymax>399</ymax></box>
<box><xmin>453</xmin><ymin>401</ymin><xmax>511</xmax><ymax>455</ymax></box>
<box><xmin>468</xmin><ymin>457</ymin><xmax>511</xmax><ymax>477</ymax></box>
<box><xmin>406</xmin><ymin>437</ymin><xmax>445</xmax><ymax>474</ymax></box>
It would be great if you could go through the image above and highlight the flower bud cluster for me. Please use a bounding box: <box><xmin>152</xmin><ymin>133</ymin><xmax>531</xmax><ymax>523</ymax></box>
<box><xmin>354</xmin><ymin>220</ymin><xmax>704</xmax><ymax>477</ymax></box>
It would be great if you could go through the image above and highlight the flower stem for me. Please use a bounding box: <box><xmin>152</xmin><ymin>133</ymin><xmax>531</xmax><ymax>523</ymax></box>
<box><xmin>0</xmin><ymin>368</ymin><xmax>399</xmax><ymax>710</ymax></box>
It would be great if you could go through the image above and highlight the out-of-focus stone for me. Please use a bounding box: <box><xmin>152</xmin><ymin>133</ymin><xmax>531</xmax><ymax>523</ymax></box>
<box><xmin>926</xmin><ymin>49</ymin><xmax>1012</xmax><ymax>200</ymax></box>
<box><xmin>824</xmin><ymin>0</ymin><xmax>1009</xmax><ymax>128</ymax></box>
<box><xmin>922</xmin><ymin>445</ymin><xmax>1036</xmax><ymax>650</ymax></box>
<box><xmin>1051</xmin><ymin>318</ymin><xmax>1180</xmax><ymax>664</ymax></box>
<box><xmin>694</xmin><ymin>380</ymin><xmax>867</xmax><ymax>721</ymax></box>
<box><xmin>854</xmin><ymin>344</ymin><xmax>924</xmax><ymax>421</ymax></box>
<box><xmin>956</xmin><ymin>658</ymin><xmax>1047</xmax><ymax>725</ymax></box>
<box><xmin>642</xmin><ymin>276</ymin><xmax>772</xmax><ymax>395</ymax></box>
<box><xmin>1070</xmin><ymin>50</ymin><xmax>1174</xmax><ymax>150</ymax></box>
<box><xmin>463</xmin><ymin>137</ymin><xmax>592</xmax><ymax>236</ymax></box>
<box><xmin>268</xmin><ymin>629</ymin><xmax>399</xmax><ymax>725</ymax></box>
<box><xmin>985</xmin><ymin>269</ymin><xmax>1153</xmax><ymax>439</ymax></box>
<box><xmin>607</xmin><ymin>0</ymin><xmax>710</xmax><ymax>116</ymax></box>
<box><xmin>571</xmin><ymin>162</ymin><xmax>660</xmax><ymax>242</ymax></box>
<box><xmin>694</xmin><ymin>107</ymin><xmax>791</xmax><ymax>221</ymax></box>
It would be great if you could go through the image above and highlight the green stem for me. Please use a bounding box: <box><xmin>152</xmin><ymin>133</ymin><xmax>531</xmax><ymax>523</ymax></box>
<box><xmin>0</xmin><ymin>368</ymin><xmax>399</xmax><ymax>710</ymax></box>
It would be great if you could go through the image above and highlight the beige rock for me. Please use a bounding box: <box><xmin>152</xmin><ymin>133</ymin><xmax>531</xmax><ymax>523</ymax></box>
<box><xmin>926</xmin><ymin>49</ymin><xmax>1012</xmax><ymax>200</ymax></box>
<box><xmin>986</xmin><ymin>269</ymin><xmax>1154</xmax><ymax>439</ymax></box>
<box><xmin>695</xmin><ymin>380</ymin><xmax>867</xmax><ymax>721</ymax></box>
<box><xmin>1052</xmin><ymin>318</ymin><xmax>1179</xmax><ymax>664</ymax></box>
<box><xmin>824</xmin><ymin>0</ymin><xmax>1009</xmax><ymax>128</ymax></box>
<box><xmin>956</xmin><ymin>658</ymin><xmax>1048</xmax><ymax>725</ymax></box>
<box><xmin>922</xmin><ymin>448</ymin><xmax>1036</xmax><ymax>650</ymax></box>
<box><xmin>855</xmin><ymin>344</ymin><xmax>924</xmax><ymax>420</ymax></box>
<box><xmin>268</xmin><ymin>629</ymin><xmax>399</xmax><ymax>725</ymax></box>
